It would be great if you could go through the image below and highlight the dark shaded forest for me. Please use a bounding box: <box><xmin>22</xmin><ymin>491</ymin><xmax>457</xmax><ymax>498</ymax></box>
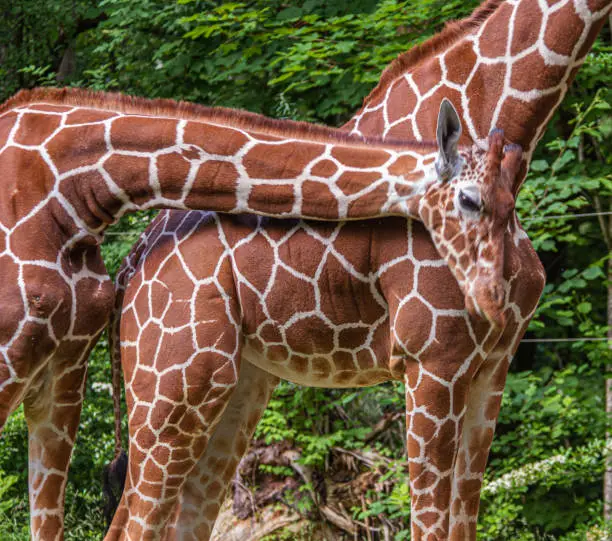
<box><xmin>0</xmin><ymin>1</ymin><xmax>610</xmax><ymax>539</ymax></box>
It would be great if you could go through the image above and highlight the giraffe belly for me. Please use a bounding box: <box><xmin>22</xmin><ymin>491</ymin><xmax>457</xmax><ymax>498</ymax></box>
<box><xmin>241</xmin><ymin>340</ymin><xmax>394</xmax><ymax>388</ymax></box>
<box><xmin>219</xmin><ymin>217</ymin><xmax>405</xmax><ymax>387</ymax></box>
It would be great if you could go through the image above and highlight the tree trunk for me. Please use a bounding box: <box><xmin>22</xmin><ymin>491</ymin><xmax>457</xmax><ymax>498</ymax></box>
<box><xmin>605</xmin><ymin>196</ymin><xmax>612</xmax><ymax>522</ymax></box>
<box><xmin>604</xmin><ymin>19</ymin><xmax>612</xmax><ymax>520</ymax></box>
<box><xmin>211</xmin><ymin>499</ymin><xmax>305</xmax><ymax>541</ymax></box>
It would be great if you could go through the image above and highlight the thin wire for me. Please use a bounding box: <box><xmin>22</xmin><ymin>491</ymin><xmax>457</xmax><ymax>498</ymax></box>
<box><xmin>520</xmin><ymin>337</ymin><xmax>609</xmax><ymax>343</ymax></box>
<box><xmin>523</xmin><ymin>210</ymin><xmax>612</xmax><ymax>223</ymax></box>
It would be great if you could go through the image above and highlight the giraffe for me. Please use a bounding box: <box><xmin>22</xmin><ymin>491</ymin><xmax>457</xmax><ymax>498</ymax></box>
<box><xmin>106</xmin><ymin>120</ymin><xmax>523</xmax><ymax>541</ymax></box>
<box><xmin>104</xmin><ymin>0</ymin><xmax>612</xmax><ymax>539</ymax></box>
<box><xmin>0</xmin><ymin>88</ymin><xmax>502</xmax><ymax>541</ymax></box>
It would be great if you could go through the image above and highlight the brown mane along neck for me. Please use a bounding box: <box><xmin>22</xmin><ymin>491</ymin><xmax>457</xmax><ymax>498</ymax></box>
<box><xmin>1</xmin><ymin>87</ymin><xmax>443</xmax><ymax>152</ymax></box>
<box><xmin>1</xmin><ymin>86</ymin><xmax>474</xmax><ymax>232</ymax></box>
<box><xmin>363</xmin><ymin>0</ymin><xmax>505</xmax><ymax>105</ymax></box>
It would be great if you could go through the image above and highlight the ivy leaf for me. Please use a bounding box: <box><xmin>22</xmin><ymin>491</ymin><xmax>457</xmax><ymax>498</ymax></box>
<box><xmin>277</xmin><ymin>6</ymin><xmax>303</xmax><ymax>20</ymax></box>
<box><xmin>594</xmin><ymin>100</ymin><xmax>611</xmax><ymax>110</ymax></box>
<box><xmin>552</xmin><ymin>150</ymin><xmax>576</xmax><ymax>172</ymax></box>
<box><xmin>566</xmin><ymin>136</ymin><xmax>581</xmax><ymax>148</ymax></box>
<box><xmin>530</xmin><ymin>160</ymin><xmax>549</xmax><ymax>172</ymax></box>
<box><xmin>583</xmin><ymin>266</ymin><xmax>605</xmax><ymax>280</ymax></box>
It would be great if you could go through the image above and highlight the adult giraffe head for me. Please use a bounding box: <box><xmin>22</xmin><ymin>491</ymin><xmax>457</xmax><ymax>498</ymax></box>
<box><xmin>420</xmin><ymin>99</ymin><xmax>522</xmax><ymax>328</ymax></box>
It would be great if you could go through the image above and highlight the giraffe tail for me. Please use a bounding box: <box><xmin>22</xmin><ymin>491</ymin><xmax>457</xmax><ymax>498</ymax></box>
<box><xmin>102</xmin><ymin>264</ymin><xmax>130</xmax><ymax>529</ymax></box>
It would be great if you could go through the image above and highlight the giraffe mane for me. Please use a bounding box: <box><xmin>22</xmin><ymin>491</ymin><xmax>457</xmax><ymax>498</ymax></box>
<box><xmin>362</xmin><ymin>0</ymin><xmax>506</xmax><ymax>106</ymax></box>
<box><xmin>0</xmin><ymin>87</ymin><xmax>443</xmax><ymax>151</ymax></box>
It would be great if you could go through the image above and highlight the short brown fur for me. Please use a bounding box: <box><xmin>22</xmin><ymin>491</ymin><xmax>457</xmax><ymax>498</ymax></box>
<box><xmin>362</xmin><ymin>0</ymin><xmax>506</xmax><ymax>105</ymax></box>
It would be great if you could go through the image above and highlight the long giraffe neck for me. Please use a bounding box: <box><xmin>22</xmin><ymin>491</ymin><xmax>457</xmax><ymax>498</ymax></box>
<box><xmin>348</xmin><ymin>0</ymin><xmax>611</xmax><ymax>156</ymax></box>
<box><xmin>0</xmin><ymin>89</ymin><xmax>453</xmax><ymax>236</ymax></box>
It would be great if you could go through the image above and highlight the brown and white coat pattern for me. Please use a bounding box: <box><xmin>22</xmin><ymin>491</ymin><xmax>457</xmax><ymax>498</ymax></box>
<box><xmin>107</xmin><ymin>124</ymin><xmax>528</xmax><ymax>541</ymax></box>
<box><xmin>0</xmin><ymin>89</ymin><xmax>499</xmax><ymax>541</ymax></box>
<box><xmin>107</xmin><ymin>0</ymin><xmax>611</xmax><ymax>539</ymax></box>
<box><xmin>348</xmin><ymin>0</ymin><xmax>611</xmax><ymax>162</ymax></box>
<box><xmin>0</xmin><ymin>0</ymin><xmax>610</xmax><ymax>538</ymax></box>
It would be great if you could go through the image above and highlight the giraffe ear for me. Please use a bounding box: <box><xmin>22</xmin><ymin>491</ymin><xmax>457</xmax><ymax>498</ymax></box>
<box><xmin>436</xmin><ymin>99</ymin><xmax>462</xmax><ymax>182</ymax></box>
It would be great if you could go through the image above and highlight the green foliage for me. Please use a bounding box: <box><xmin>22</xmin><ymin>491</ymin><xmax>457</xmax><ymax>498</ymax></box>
<box><xmin>0</xmin><ymin>0</ymin><xmax>610</xmax><ymax>539</ymax></box>
<box><xmin>0</xmin><ymin>407</ymin><xmax>31</xmax><ymax>540</ymax></box>
<box><xmin>0</xmin><ymin>0</ymin><xmax>482</xmax><ymax>124</ymax></box>
<box><xmin>479</xmin><ymin>439</ymin><xmax>609</xmax><ymax>540</ymax></box>
<box><xmin>256</xmin><ymin>383</ymin><xmax>391</xmax><ymax>466</ymax></box>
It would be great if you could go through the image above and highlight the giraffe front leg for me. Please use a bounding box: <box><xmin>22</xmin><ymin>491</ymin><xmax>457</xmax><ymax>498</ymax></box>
<box><xmin>449</xmin><ymin>352</ymin><xmax>510</xmax><ymax>539</ymax></box>
<box><xmin>167</xmin><ymin>360</ymin><xmax>278</xmax><ymax>541</ymax></box>
<box><xmin>404</xmin><ymin>359</ymin><xmax>474</xmax><ymax>541</ymax></box>
<box><xmin>24</xmin><ymin>358</ymin><xmax>89</xmax><ymax>541</ymax></box>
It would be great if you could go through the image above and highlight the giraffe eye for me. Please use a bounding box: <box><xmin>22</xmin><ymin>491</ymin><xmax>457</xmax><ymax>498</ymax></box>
<box><xmin>458</xmin><ymin>189</ymin><xmax>481</xmax><ymax>213</ymax></box>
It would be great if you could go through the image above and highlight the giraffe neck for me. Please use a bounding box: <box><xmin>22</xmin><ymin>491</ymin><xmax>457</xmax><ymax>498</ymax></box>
<box><xmin>2</xmin><ymin>96</ymin><xmax>449</xmax><ymax>237</ymax></box>
<box><xmin>348</xmin><ymin>0</ymin><xmax>611</xmax><ymax>154</ymax></box>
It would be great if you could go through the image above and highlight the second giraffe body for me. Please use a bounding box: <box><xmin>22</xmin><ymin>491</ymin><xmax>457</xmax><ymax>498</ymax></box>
<box><xmin>107</xmin><ymin>0</ymin><xmax>612</xmax><ymax>538</ymax></box>
<box><xmin>108</xmin><ymin>122</ymin><xmax>528</xmax><ymax>540</ymax></box>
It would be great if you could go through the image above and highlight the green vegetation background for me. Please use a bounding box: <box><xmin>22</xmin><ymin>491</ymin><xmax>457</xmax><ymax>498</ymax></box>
<box><xmin>0</xmin><ymin>1</ymin><xmax>610</xmax><ymax>539</ymax></box>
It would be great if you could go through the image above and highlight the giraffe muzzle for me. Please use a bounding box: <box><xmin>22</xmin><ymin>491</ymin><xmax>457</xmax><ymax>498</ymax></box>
<box><xmin>469</xmin><ymin>282</ymin><xmax>506</xmax><ymax>330</ymax></box>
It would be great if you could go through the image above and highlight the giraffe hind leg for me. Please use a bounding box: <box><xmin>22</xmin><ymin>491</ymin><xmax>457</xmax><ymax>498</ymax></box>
<box><xmin>105</xmin><ymin>347</ymin><xmax>242</xmax><ymax>541</ymax></box>
<box><xmin>167</xmin><ymin>360</ymin><xmax>279</xmax><ymax>541</ymax></box>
